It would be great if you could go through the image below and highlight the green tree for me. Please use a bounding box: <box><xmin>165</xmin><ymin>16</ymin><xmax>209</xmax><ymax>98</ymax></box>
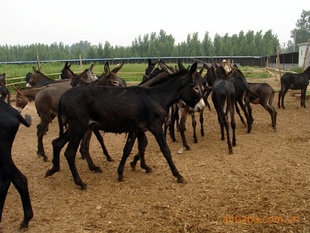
<box><xmin>213</xmin><ymin>33</ymin><xmax>223</xmax><ymax>55</ymax></box>
<box><xmin>290</xmin><ymin>10</ymin><xmax>310</xmax><ymax>50</ymax></box>
<box><xmin>201</xmin><ymin>32</ymin><xmax>215</xmax><ymax>56</ymax></box>
<box><xmin>186</xmin><ymin>32</ymin><xmax>201</xmax><ymax>56</ymax></box>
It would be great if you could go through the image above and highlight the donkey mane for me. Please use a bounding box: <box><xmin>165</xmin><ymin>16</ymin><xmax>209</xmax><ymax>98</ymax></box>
<box><xmin>140</xmin><ymin>69</ymin><xmax>187</xmax><ymax>87</ymax></box>
<box><xmin>34</xmin><ymin>70</ymin><xmax>53</xmax><ymax>79</ymax></box>
<box><xmin>302</xmin><ymin>65</ymin><xmax>310</xmax><ymax>75</ymax></box>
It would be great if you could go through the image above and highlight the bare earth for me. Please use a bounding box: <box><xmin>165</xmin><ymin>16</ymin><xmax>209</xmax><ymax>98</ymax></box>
<box><xmin>1</xmin><ymin>76</ymin><xmax>310</xmax><ymax>233</ymax></box>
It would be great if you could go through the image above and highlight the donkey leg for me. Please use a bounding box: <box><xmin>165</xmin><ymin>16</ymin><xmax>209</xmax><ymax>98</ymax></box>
<box><xmin>280</xmin><ymin>88</ymin><xmax>288</xmax><ymax>109</ymax></box>
<box><xmin>278</xmin><ymin>90</ymin><xmax>282</xmax><ymax>108</ymax></box>
<box><xmin>168</xmin><ymin>119</ymin><xmax>177</xmax><ymax>142</ymax></box>
<box><xmin>199</xmin><ymin>110</ymin><xmax>204</xmax><ymax>136</ymax></box>
<box><xmin>0</xmin><ymin>174</ymin><xmax>11</xmax><ymax>223</ymax></box>
<box><xmin>179</xmin><ymin>110</ymin><xmax>190</xmax><ymax>150</ymax></box>
<box><xmin>92</xmin><ymin>127</ymin><xmax>114</xmax><ymax>162</ymax></box>
<box><xmin>215</xmin><ymin>108</ymin><xmax>225</xmax><ymax>141</ymax></box>
<box><xmin>136</xmin><ymin>131</ymin><xmax>151</xmax><ymax>173</ymax></box>
<box><xmin>36</xmin><ymin>121</ymin><xmax>49</xmax><ymax>162</ymax></box>
<box><xmin>118</xmin><ymin>131</ymin><xmax>136</xmax><ymax>182</ymax></box>
<box><xmin>238</xmin><ymin>100</ymin><xmax>251</xmax><ymax>133</ymax></box>
<box><xmin>231</xmin><ymin>111</ymin><xmax>236</xmax><ymax>147</ymax></box>
<box><xmin>64</xmin><ymin>134</ymin><xmax>87</xmax><ymax>190</ymax></box>
<box><xmin>46</xmin><ymin>130</ymin><xmax>71</xmax><ymax>177</ymax></box>
<box><xmin>129</xmin><ymin>134</ymin><xmax>151</xmax><ymax>171</ymax></box>
<box><xmin>301</xmin><ymin>89</ymin><xmax>307</xmax><ymax>108</ymax></box>
<box><xmin>9</xmin><ymin>167</ymin><xmax>33</xmax><ymax>230</ymax></box>
<box><xmin>191</xmin><ymin>112</ymin><xmax>198</xmax><ymax>143</ymax></box>
<box><xmin>168</xmin><ymin>104</ymin><xmax>178</xmax><ymax>142</ymax></box>
<box><xmin>151</xmin><ymin>127</ymin><xmax>183</xmax><ymax>183</ymax></box>
<box><xmin>263</xmin><ymin>104</ymin><xmax>277</xmax><ymax>130</ymax></box>
<box><xmin>273</xmin><ymin>107</ymin><xmax>277</xmax><ymax>130</ymax></box>
<box><xmin>224</xmin><ymin>118</ymin><xmax>233</xmax><ymax>154</ymax></box>
<box><xmin>203</xmin><ymin>89</ymin><xmax>212</xmax><ymax>111</ymax></box>
<box><xmin>235</xmin><ymin>102</ymin><xmax>246</xmax><ymax>127</ymax></box>
<box><xmin>79</xmin><ymin>129</ymin><xmax>102</xmax><ymax>173</ymax></box>
<box><xmin>130</xmin><ymin>152</ymin><xmax>140</xmax><ymax>171</ymax></box>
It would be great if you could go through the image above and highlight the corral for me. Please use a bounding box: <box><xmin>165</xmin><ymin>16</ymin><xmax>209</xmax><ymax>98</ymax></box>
<box><xmin>1</xmin><ymin>74</ymin><xmax>310</xmax><ymax>232</ymax></box>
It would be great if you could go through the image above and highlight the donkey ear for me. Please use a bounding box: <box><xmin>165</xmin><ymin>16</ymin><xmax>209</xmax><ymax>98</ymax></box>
<box><xmin>13</xmin><ymin>85</ymin><xmax>22</xmax><ymax>94</ymax></box>
<box><xmin>199</xmin><ymin>65</ymin><xmax>204</xmax><ymax>75</ymax></box>
<box><xmin>159</xmin><ymin>60</ymin><xmax>174</xmax><ymax>74</ymax></box>
<box><xmin>203</xmin><ymin>63</ymin><xmax>210</xmax><ymax>69</ymax></box>
<box><xmin>177</xmin><ymin>60</ymin><xmax>186</xmax><ymax>71</ymax></box>
<box><xmin>89</xmin><ymin>63</ymin><xmax>95</xmax><ymax>71</ymax></box>
<box><xmin>189</xmin><ymin>62</ymin><xmax>198</xmax><ymax>75</ymax></box>
<box><xmin>111</xmin><ymin>61</ymin><xmax>124</xmax><ymax>74</ymax></box>
<box><xmin>104</xmin><ymin>62</ymin><xmax>110</xmax><ymax>75</ymax></box>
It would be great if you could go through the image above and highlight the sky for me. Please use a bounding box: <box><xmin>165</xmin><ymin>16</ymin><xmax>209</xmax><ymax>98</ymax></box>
<box><xmin>0</xmin><ymin>0</ymin><xmax>308</xmax><ymax>47</ymax></box>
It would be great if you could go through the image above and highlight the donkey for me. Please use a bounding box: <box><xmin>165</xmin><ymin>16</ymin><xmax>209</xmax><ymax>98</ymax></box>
<box><xmin>97</xmin><ymin>61</ymin><xmax>127</xmax><ymax>87</ymax></box>
<box><xmin>0</xmin><ymin>100</ymin><xmax>33</xmax><ymax>230</ymax></box>
<box><xmin>140</xmin><ymin>59</ymin><xmax>205</xmax><ymax>150</ymax></box>
<box><xmin>130</xmin><ymin>60</ymin><xmax>205</xmax><ymax>171</ymax></box>
<box><xmin>175</xmin><ymin>60</ymin><xmax>205</xmax><ymax>150</ymax></box>
<box><xmin>78</xmin><ymin>62</ymin><xmax>127</xmax><ymax>167</ymax></box>
<box><xmin>278</xmin><ymin>66</ymin><xmax>310</xmax><ymax>109</ymax></box>
<box><xmin>34</xmin><ymin>64</ymin><xmax>98</xmax><ymax>161</ymax></box>
<box><xmin>26</xmin><ymin>66</ymin><xmax>69</xmax><ymax>87</ymax></box>
<box><xmin>212</xmin><ymin>78</ymin><xmax>236</xmax><ymax>154</ymax></box>
<box><xmin>60</xmin><ymin>61</ymin><xmax>77</xmax><ymax>80</ymax></box>
<box><xmin>13</xmin><ymin>85</ymin><xmax>48</xmax><ymax>112</ymax></box>
<box><xmin>0</xmin><ymin>73</ymin><xmax>10</xmax><ymax>104</ymax></box>
<box><xmin>46</xmin><ymin>62</ymin><xmax>205</xmax><ymax>189</ymax></box>
<box><xmin>216</xmin><ymin>64</ymin><xmax>256</xmax><ymax>133</ymax></box>
<box><xmin>246</xmin><ymin>82</ymin><xmax>277</xmax><ymax>131</ymax></box>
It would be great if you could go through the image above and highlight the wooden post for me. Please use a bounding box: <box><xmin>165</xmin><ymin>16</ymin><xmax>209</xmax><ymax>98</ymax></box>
<box><xmin>79</xmin><ymin>54</ymin><xmax>82</xmax><ymax>68</ymax></box>
<box><xmin>302</xmin><ymin>38</ymin><xmax>310</xmax><ymax>71</ymax></box>
<box><xmin>276</xmin><ymin>47</ymin><xmax>281</xmax><ymax>79</ymax></box>
<box><xmin>36</xmin><ymin>52</ymin><xmax>41</xmax><ymax>71</ymax></box>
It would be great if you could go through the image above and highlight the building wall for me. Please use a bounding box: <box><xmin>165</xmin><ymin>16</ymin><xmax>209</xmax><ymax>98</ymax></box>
<box><xmin>298</xmin><ymin>42</ymin><xmax>310</xmax><ymax>68</ymax></box>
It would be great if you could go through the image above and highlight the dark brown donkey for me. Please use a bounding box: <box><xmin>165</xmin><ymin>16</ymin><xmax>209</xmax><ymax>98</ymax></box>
<box><xmin>278</xmin><ymin>65</ymin><xmax>310</xmax><ymax>109</ymax></box>
<box><xmin>26</xmin><ymin>66</ymin><xmax>70</xmax><ymax>87</ymax></box>
<box><xmin>77</xmin><ymin>62</ymin><xmax>127</xmax><ymax>171</ymax></box>
<box><xmin>246</xmin><ymin>82</ymin><xmax>277</xmax><ymax>131</ymax></box>
<box><xmin>0</xmin><ymin>73</ymin><xmax>10</xmax><ymax>104</ymax></box>
<box><xmin>0</xmin><ymin>100</ymin><xmax>33</xmax><ymax>230</ymax></box>
<box><xmin>46</xmin><ymin>62</ymin><xmax>205</xmax><ymax>189</ymax></box>
<box><xmin>34</xmin><ymin>64</ymin><xmax>98</xmax><ymax>161</ymax></box>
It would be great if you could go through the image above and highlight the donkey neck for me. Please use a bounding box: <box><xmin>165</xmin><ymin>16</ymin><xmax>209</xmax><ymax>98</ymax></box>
<box><xmin>146</xmin><ymin>72</ymin><xmax>188</xmax><ymax>109</ymax></box>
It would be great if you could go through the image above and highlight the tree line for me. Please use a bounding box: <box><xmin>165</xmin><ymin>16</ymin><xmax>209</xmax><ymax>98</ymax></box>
<box><xmin>0</xmin><ymin>29</ymin><xmax>280</xmax><ymax>62</ymax></box>
<box><xmin>0</xmin><ymin>10</ymin><xmax>309</xmax><ymax>62</ymax></box>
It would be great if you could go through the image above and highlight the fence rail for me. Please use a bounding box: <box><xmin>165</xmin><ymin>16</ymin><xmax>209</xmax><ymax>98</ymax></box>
<box><xmin>5</xmin><ymin>71</ymin><xmax>145</xmax><ymax>87</ymax></box>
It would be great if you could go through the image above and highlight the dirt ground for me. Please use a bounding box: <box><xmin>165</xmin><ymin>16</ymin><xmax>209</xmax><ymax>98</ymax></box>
<box><xmin>1</xmin><ymin>76</ymin><xmax>310</xmax><ymax>233</ymax></box>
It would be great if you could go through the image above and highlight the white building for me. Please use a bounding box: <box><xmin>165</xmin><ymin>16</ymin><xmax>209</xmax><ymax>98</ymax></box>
<box><xmin>298</xmin><ymin>42</ymin><xmax>310</xmax><ymax>69</ymax></box>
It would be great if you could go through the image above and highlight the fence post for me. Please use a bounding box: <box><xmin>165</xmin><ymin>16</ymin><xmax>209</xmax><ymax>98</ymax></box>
<box><xmin>79</xmin><ymin>54</ymin><xmax>82</xmax><ymax>68</ymax></box>
<box><xmin>36</xmin><ymin>52</ymin><xmax>41</xmax><ymax>70</ymax></box>
<box><xmin>276</xmin><ymin>47</ymin><xmax>281</xmax><ymax>80</ymax></box>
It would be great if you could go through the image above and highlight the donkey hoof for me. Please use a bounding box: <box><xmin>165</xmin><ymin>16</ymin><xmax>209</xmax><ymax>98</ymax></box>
<box><xmin>91</xmin><ymin>166</ymin><xmax>103</xmax><ymax>173</ymax></box>
<box><xmin>145</xmin><ymin>167</ymin><xmax>152</xmax><ymax>173</ymax></box>
<box><xmin>118</xmin><ymin>175</ymin><xmax>124</xmax><ymax>182</ymax></box>
<box><xmin>45</xmin><ymin>168</ymin><xmax>59</xmax><ymax>177</ymax></box>
<box><xmin>80</xmin><ymin>183</ymin><xmax>87</xmax><ymax>190</ymax></box>
<box><xmin>130</xmin><ymin>161</ymin><xmax>137</xmax><ymax>170</ymax></box>
<box><xmin>177</xmin><ymin>176</ymin><xmax>184</xmax><ymax>183</ymax></box>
